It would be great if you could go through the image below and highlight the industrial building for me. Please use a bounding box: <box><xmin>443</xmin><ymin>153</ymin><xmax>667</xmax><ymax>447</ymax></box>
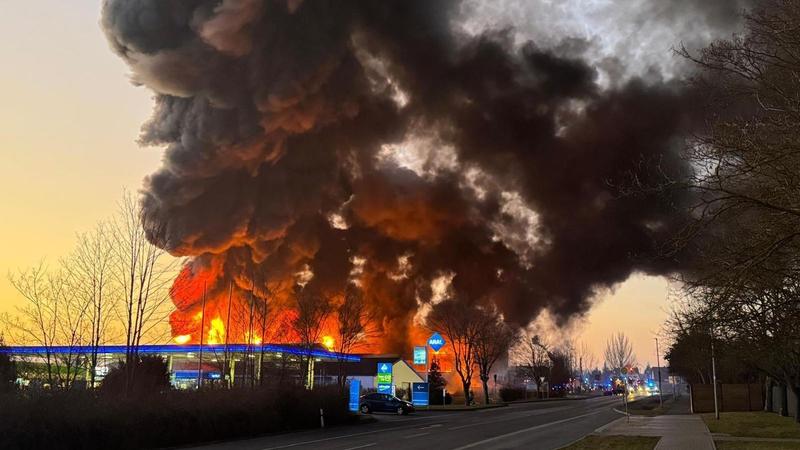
<box><xmin>0</xmin><ymin>344</ymin><xmax>361</xmax><ymax>389</ymax></box>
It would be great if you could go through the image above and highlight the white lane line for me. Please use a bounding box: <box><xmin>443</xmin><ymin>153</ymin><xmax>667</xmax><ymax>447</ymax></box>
<box><xmin>451</xmin><ymin>410</ymin><xmax>605</xmax><ymax>449</ymax></box>
<box><xmin>260</xmin><ymin>422</ymin><xmax>431</xmax><ymax>449</ymax></box>
<box><xmin>447</xmin><ymin>406</ymin><xmax>572</xmax><ymax>430</ymax></box>
<box><xmin>343</xmin><ymin>443</ymin><xmax>376</xmax><ymax>450</ymax></box>
<box><xmin>404</xmin><ymin>432</ymin><xmax>431</xmax><ymax>439</ymax></box>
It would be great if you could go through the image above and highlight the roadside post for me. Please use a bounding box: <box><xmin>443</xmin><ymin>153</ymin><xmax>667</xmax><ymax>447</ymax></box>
<box><xmin>427</xmin><ymin>332</ymin><xmax>446</xmax><ymax>405</ymax></box>
<box><xmin>621</xmin><ymin>366</ymin><xmax>630</xmax><ymax>423</ymax></box>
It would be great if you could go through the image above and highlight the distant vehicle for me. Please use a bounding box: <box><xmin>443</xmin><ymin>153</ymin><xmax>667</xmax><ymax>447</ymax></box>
<box><xmin>604</xmin><ymin>386</ymin><xmax>625</xmax><ymax>396</ymax></box>
<box><xmin>359</xmin><ymin>393</ymin><xmax>415</xmax><ymax>415</ymax></box>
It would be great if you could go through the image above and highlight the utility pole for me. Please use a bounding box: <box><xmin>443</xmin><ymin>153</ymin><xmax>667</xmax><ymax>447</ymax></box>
<box><xmin>654</xmin><ymin>338</ymin><xmax>663</xmax><ymax>407</ymax></box>
<box><xmin>711</xmin><ymin>329</ymin><xmax>720</xmax><ymax>420</ymax></box>
<box><xmin>224</xmin><ymin>281</ymin><xmax>233</xmax><ymax>388</ymax></box>
<box><xmin>197</xmin><ymin>282</ymin><xmax>207</xmax><ymax>389</ymax></box>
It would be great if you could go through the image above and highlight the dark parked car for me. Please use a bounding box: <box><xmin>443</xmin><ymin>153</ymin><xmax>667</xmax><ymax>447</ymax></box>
<box><xmin>359</xmin><ymin>392</ymin><xmax>415</xmax><ymax>415</ymax></box>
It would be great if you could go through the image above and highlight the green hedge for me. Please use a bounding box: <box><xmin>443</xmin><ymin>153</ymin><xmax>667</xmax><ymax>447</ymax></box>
<box><xmin>0</xmin><ymin>386</ymin><xmax>352</xmax><ymax>450</ymax></box>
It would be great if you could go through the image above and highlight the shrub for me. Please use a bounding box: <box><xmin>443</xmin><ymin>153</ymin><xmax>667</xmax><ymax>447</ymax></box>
<box><xmin>499</xmin><ymin>386</ymin><xmax>527</xmax><ymax>402</ymax></box>
<box><xmin>0</xmin><ymin>336</ymin><xmax>16</xmax><ymax>392</ymax></box>
<box><xmin>100</xmin><ymin>356</ymin><xmax>170</xmax><ymax>396</ymax></box>
<box><xmin>395</xmin><ymin>387</ymin><xmax>409</xmax><ymax>401</ymax></box>
<box><xmin>0</xmin><ymin>386</ymin><xmax>353</xmax><ymax>450</ymax></box>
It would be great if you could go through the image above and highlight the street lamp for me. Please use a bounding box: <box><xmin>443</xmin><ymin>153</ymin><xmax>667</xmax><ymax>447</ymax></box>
<box><xmin>654</xmin><ymin>338</ymin><xmax>663</xmax><ymax>407</ymax></box>
<box><xmin>711</xmin><ymin>326</ymin><xmax>720</xmax><ymax>420</ymax></box>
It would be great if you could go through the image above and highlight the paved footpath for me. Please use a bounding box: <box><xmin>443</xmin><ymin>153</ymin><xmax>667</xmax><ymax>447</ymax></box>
<box><xmin>596</xmin><ymin>415</ymin><xmax>715</xmax><ymax>450</ymax></box>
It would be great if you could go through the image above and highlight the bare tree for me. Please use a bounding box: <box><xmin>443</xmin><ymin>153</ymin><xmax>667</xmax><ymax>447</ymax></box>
<box><xmin>6</xmin><ymin>264</ymin><xmax>89</xmax><ymax>388</ymax></box>
<box><xmin>574</xmin><ymin>341</ymin><xmax>597</xmax><ymax>391</ymax></box>
<box><xmin>604</xmin><ymin>332</ymin><xmax>635</xmax><ymax>376</ymax></box>
<box><xmin>111</xmin><ymin>192</ymin><xmax>177</xmax><ymax>393</ymax></box>
<box><xmin>288</xmin><ymin>285</ymin><xmax>332</xmax><ymax>389</ymax></box>
<box><xmin>427</xmin><ymin>300</ymin><xmax>484</xmax><ymax>406</ymax></box>
<box><xmin>668</xmin><ymin>273</ymin><xmax>800</xmax><ymax>420</ymax></box>
<box><xmin>473</xmin><ymin>306</ymin><xmax>517</xmax><ymax>404</ymax></box>
<box><xmin>647</xmin><ymin>1</ymin><xmax>800</xmax><ymax>291</ymax></box>
<box><xmin>515</xmin><ymin>333</ymin><xmax>552</xmax><ymax>399</ymax></box>
<box><xmin>334</xmin><ymin>284</ymin><xmax>377</xmax><ymax>391</ymax></box>
<box><xmin>64</xmin><ymin>222</ymin><xmax>115</xmax><ymax>388</ymax></box>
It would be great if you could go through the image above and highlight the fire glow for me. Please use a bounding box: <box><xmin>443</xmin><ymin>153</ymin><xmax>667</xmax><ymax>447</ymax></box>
<box><xmin>103</xmin><ymin>0</ymin><xmax>707</xmax><ymax>355</ymax></box>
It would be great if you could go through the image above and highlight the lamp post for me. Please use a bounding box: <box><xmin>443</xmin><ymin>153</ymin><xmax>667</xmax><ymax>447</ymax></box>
<box><xmin>197</xmin><ymin>282</ymin><xmax>207</xmax><ymax>389</ymax></box>
<box><xmin>654</xmin><ymin>338</ymin><xmax>663</xmax><ymax>407</ymax></box>
<box><xmin>711</xmin><ymin>329</ymin><xmax>720</xmax><ymax>420</ymax></box>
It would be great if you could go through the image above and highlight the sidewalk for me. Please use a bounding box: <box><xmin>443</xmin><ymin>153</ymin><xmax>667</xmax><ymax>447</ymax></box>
<box><xmin>596</xmin><ymin>415</ymin><xmax>715</xmax><ymax>450</ymax></box>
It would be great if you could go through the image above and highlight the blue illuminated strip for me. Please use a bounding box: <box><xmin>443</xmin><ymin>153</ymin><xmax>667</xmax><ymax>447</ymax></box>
<box><xmin>0</xmin><ymin>344</ymin><xmax>360</xmax><ymax>362</ymax></box>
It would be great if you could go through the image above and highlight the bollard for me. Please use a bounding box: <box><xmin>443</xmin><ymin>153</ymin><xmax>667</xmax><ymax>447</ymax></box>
<box><xmin>320</xmin><ymin>408</ymin><xmax>325</xmax><ymax>428</ymax></box>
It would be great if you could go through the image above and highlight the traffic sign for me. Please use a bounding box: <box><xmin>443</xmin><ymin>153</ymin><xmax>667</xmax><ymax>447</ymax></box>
<box><xmin>377</xmin><ymin>362</ymin><xmax>393</xmax><ymax>384</ymax></box>
<box><xmin>413</xmin><ymin>346</ymin><xmax>427</xmax><ymax>365</ymax></box>
<box><xmin>348</xmin><ymin>380</ymin><xmax>361</xmax><ymax>412</ymax></box>
<box><xmin>412</xmin><ymin>382</ymin><xmax>429</xmax><ymax>406</ymax></box>
<box><xmin>427</xmin><ymin>332</ymin><xmax>446</xmax><ymax>352</ymax></box>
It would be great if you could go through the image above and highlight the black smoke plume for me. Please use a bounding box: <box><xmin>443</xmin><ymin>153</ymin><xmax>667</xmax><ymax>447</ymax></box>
<box><xmin>102</xmin><ymin>0</ymin><xmax>751</xmax><ymax>351</ymax></box>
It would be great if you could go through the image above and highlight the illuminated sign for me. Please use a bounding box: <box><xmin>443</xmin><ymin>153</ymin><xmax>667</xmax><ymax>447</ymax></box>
<box><xmin>413</xmin><ymin>346</ymin><xmax>427</xmax><ymax>365</ymax></box>
<box><xmin>349</xmin><ymin>380</ymin><xmax>361</xmax><ymax>412</ymax></box>
<box><xmin>377</xmin><ymin>383</ymin><xmax>392</xmax><ymax>394</ymax></box>
<box><xmin>412</xmin><ymin>382</ymin><xmax>429</xmax><ymax>406</ymax></box>
<box><xmin>376</xmin><ymin>362</ymin><xmax>393</xmax><ymax>384</ymax></box>
<box><xmin>427</xmin><ymin>332</ymin><xmax>446</xmax><ymax>352</ymax></box>
<box><xmin>411</xmin><ymin>383</ymin><xmax>428</xmax><ymax>406</ymax></box>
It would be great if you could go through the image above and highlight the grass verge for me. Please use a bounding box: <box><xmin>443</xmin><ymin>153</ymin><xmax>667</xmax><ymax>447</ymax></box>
<box><xmin>560</xmin><ymin>435</ymin><xmax>659</xmax><ymax>449</ymax></box>
<box><xmin>626</xmin><ymin>396</ymin><xmax>669</xmax><ymax>416</ymax></box>
<box><xmin>702</xmin><ymin>412</ymin><xmax>800</xmax><ymax>439</ymax></box>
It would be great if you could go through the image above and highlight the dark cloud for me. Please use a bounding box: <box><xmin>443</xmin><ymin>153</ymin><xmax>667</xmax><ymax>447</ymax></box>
<box><xmin>102</xmin><ymin>0</ymin><xmax>751</xmax><ymax>350</ymax></box>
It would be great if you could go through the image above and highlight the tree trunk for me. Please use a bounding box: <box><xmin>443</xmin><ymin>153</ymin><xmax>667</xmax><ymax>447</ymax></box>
<box><xmin>481</xmin><ymin>376</ymin><xmax>490</xmax><ymax>404</ymax></box>
<box><xmin>765</xmin><ymin>377</ymin><xmax>773</xmax><ymax>412</ymax></box>
<box><xmin>780</xmin><ymin>383</ymin><xmax>789</xmax><ymax>417</ymax></box>
<box><xmin>790</xmin><ymin>385</ymin><xmax>800</xmax><ymax>423</ymax></box>
<box><xmin>462</xmin><ymin>380</ymin><xmax>471</xmax><ymax>406</ymax></box>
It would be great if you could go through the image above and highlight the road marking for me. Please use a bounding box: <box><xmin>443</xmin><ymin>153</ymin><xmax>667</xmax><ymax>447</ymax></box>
<box><xmin>447</xmin><ymin>406</ymin><xmax>571</xmax><ymax>430</ymax></box>
<box><xmin>420</xmin><ymin>424</ymin><xmax>443</xmax><ymax>429</ymax></box>
<box><xmin>260</xmin><ymin>422</ymin><xmax>431</xmax><ymax>449</ymax></box>
<box><xmin>451</xmin><ymin>410</ymin><xmax>605</xmax><ymax>449</ymax></box>
<box><xmin>404</xmin><ymin>432</ymin><xmax>430</xmax><ymax>439</ymax></box>
<box><xmin>343</xmin><ymin>443</ymin><xmax>376</xmax><ymax>450</ymax></box>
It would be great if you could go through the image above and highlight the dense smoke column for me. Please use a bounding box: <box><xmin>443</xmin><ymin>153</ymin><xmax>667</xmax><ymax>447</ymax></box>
<box><xmin>102</xmin><ymin>0</ymin><xmax>748</xmax><ymax>350</ymax></box>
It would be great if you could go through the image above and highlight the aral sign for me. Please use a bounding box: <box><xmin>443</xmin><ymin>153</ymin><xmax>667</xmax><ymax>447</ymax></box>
<box><xmin>427</xmin><ymin>332</ymin><xmax>446</xmax><ymax>352</ymax></box>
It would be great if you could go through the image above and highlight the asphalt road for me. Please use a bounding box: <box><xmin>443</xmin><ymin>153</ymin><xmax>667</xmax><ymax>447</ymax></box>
<box><xmin>187</xmin><ymin>396</ymin><xmax>625</xmax><ymax>450</ymax></box>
